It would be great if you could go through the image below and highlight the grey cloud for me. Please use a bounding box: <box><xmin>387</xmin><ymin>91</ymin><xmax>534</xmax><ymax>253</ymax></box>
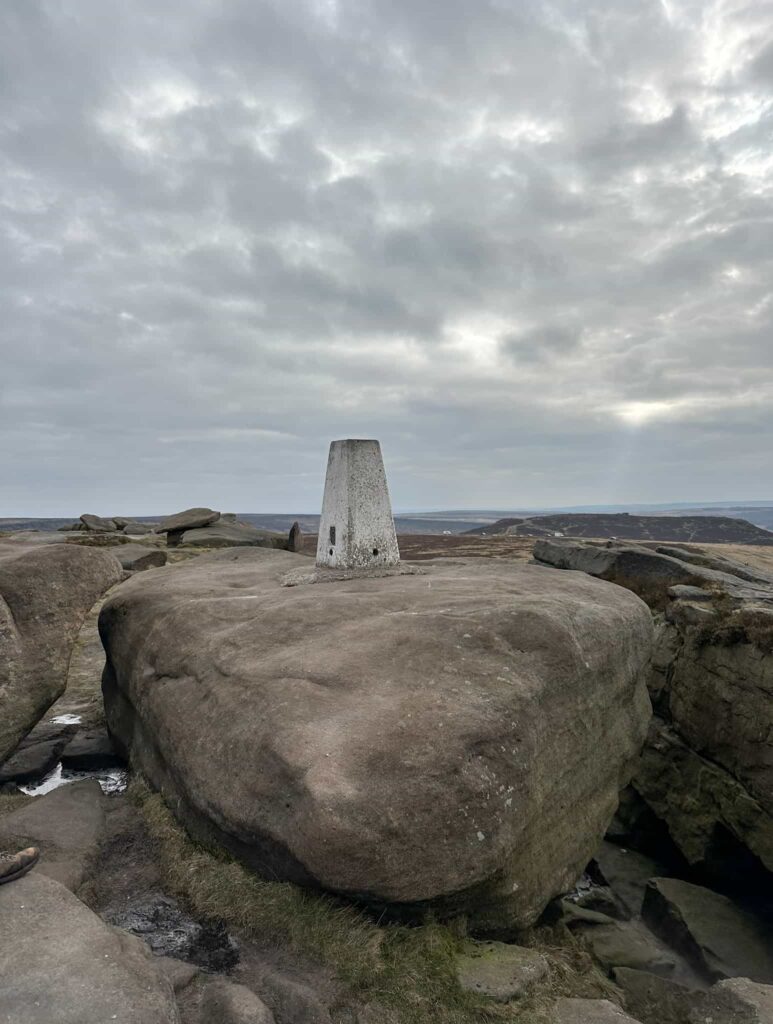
<box><xmin>1</xmin><ymin>0</ymin><xmax>772</xmax><ymax>514</ymax></box>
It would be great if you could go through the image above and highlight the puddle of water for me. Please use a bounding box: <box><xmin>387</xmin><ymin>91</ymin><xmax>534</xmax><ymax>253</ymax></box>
<box><xmin>50</xmin><ymin>713</ymin><xmax>83</xmax><ymax>725</ymax></box>
<box><xmin>20</xmin><ymin>762</ymin><xmax>128</xmax><ymax>796</ymax></box>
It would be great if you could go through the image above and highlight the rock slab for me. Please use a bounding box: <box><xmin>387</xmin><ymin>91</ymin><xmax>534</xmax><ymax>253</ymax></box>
<box><xmin>0</xmin><ymin>544</ymin><xmax>122</xmax><ymax>762</ymax></box>
<box><xmin>101</xmin><ymin>547</ymin><xmax>653</xmax><ymax>929</ymax></box>
<box><xmin>455</xmin><ymin>940</ymin><xmax>548</xmax><ymax>1001</ymax></box>
<box><xmin>0</xmin><ymin>779</ymin><xmax>106</xmax><ymax>891</ymax></box>
<box><xmin>0</xmin><ymin>872</ymin><xmax>179</xmax><ymax>1023</ymax></box>
<box><xmin>643</xmin><ymin>878</ymin><xmax>773</xmax><ymax>983</ymax></box>
<box><xmin>552</xmin><ymin>998</ymin><xmax>642</xmax><ymax>1023</ymax></box>
<box><xmin>690</xmin><ymin>978</ymin><xmax>773</xmax><ymax>1024</ymax></box>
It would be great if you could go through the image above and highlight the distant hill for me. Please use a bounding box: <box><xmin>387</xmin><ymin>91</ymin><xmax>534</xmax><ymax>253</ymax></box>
<box><xmin>5</xmin><ymin>503</ymin><xmax>773</xmax><ymax>542</ymax></box>
<box><xmin>465</xmin><ymin>513</ymin><xmax>773</xmax><ymax>545</ymax></box>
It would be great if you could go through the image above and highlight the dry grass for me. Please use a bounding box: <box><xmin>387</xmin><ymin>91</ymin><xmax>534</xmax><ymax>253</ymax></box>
<box><xmin>132</xmin><ymin>778</ymin><xmax>617</xmax><ymax>1024</ymax></box>
<box><xmin>0</xmin><ymin>791</ymin><xmax>33</xmax><ymax>819</ymax></box>
<box><xmin>694</xmin><ymin>599</ymin><xmax>773</xmax><ymax>654</ymax></box>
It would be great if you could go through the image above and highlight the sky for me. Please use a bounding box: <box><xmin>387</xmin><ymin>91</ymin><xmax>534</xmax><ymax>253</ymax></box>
<box><xmin>1</xmin><ymin>0</ymin><xmax>772</xmax><ymax>516</ymax></box>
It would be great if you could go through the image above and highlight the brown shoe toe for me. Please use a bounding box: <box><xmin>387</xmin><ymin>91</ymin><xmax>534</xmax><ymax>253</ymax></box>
<box><xmin>0</xmin><ymin>846</ymin><xmax>40</xmax><ymax>884</ymax></box>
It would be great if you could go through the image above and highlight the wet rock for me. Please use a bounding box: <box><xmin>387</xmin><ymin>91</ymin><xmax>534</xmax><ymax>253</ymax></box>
<box><xmin>552</xmin><ymin>997</ymin><xmax>642</xmax><ymax>1023</ymax></box>
<box><xmin>689</xmin><ymin>977</ymin><xmax>773</xmax><ymax>1023</ymax></box>
<box><xmin>200</xmin><ymin>978</ymin><xmax>275</xmax><ymax>1023</ymax></box>
<box><xmin>643</xmin><ymin>878</ymin><xmax>773</xmax><ymax>983</ymax></box>
<box><xmin>0</xmin><ymin>720</ymin><xmax>78</xmax><ymax>784</ymax></box>
<box><xmin>101</xmin><ymin>547</ymin><xmax>653</xmax><ymax>930</ymax></box>
<box><xmin>80</xmin><ymin>513</ymin><xmax>118</xmax><ymax>532</ymax></box>
<box><xmin>0</xmin><ymin>779</ymin><xmax>106</xmax><ymax>891</ymax></box>
<box><xmin>455</xmin><ymin>941</ymin><xmax>549</xmax><ymax>1001</ymax></box>
<box><xmin>104</xmin><ymin>894</ymin><xmax>239</xmax><ymax>972</ymax></box>
<box><xmin>60</xmin><ymin>728</ymin><xmax>124</xmax><ymax>771</ymax></box>
<box><xmin>115</xmin><ymin>545</ymin><xmax>168</xmax><ymax>571</ymax></box>
<box><xmin>0</xmin><ymin>544</ymin><xmax>122</xmax><ymax>763</ymax></box>
<box><xmin>0</xmin><ymin>873</ymin><xmax>178</xmax><ymax>1023</ymax></box>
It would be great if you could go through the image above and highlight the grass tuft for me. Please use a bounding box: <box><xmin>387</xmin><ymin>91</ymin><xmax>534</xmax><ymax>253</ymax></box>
<box><xmin>694</xmin><ymin>601</ymin><xmax>773</xmax><ymax>653</ymax></box>
<box><xmin>132</xmin><ymin>777</ymin><xmax>616</xmax><ymax>1023</ymax></box>
<box><xmin>0</xmin><ymin>791</ymin><xmax>33</xmax><ymax>819</ymax></box>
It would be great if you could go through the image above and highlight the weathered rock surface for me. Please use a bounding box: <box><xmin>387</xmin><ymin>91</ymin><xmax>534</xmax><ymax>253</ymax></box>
<box><xmin>124</xmin><ymin>521</ymin><xmax>154</xmax><ymax>535</ymax></box>
<box><xmin>534</xmin><ymin>539</ymin><xmax>773</xmax><ymax>883</ymax></box>
<box><xmin>115</xmin><ymin>545</ymin><xmax>168</xmax><ymax>571</ymax></box>
<box><xmin>101</xmin><ymin>548</ymin><xmax>653</xmax><ymax>929</ymax></box>
<box><xmin>613</xmin><ymin>968</ymin><xmax>700</xmax><ymax>1024</ymax></box>
<box><xmin>61</xmin><ymin>727</ymin><xmax>124</xmax><ymax>770</ymax></box>
<box><xmin>643</xmin><ymin>878</ymin><xmax>773</xmax><ymax>983</ymax></box>
<box><xmin>690</xmin><ymin>978</ymin><xmax>773</xmax><ymax>1023</ymax></box>
<box><xmin>178</xmin><ymin>521</ymin><xmax>288</xmax><ymax>549</ymax></box>
<box><xmin>0</xmin><ymin>779</ymin><xmax>106</xmax><ymax>891</ymax></box>
<box><xmin>80</xmin><ymin>512</ymin><xmax>118</xmax><ymax>532</ymax></box>
<box><xmin>0</xmin><ymin>719</ymin><xmax>78</xmax><ymax>784</ymax></box>
<box><xmin>533</xmin><ymin>539</ymin><xmax>773</xmax><ymax>605</ymax></box>
<box><xmin>594</xmin><ymin>842</ymin><xmax>662</xmax><ymax>918</ymax></box>
<box><xmin>634</xmin><ymin>718</ymin><xmax>773</xmax><ymax>874</ymax></box>
<box><xmin>288</xmin><ymin>521</ymin><xmax>303</xmax><ymax>552</ymax></box>
<box><xmin>158</xmin><ymin>507</ymin><xmax>220</xmax><ymax>534</ymax></box>
<box><xmin>455</xmin><ymin>940</ymin><xmax>549</xmax><ymax>1001</ymax></box>
<box><xmin>0</xmin><ymin>544</ymin><xmax>122</xmax><ymax>762</ymax></box>
<box><xmin>200</xmin><ymin>978</ymin><xmax>275</xmax><ymax>1024</ymax></box>
<box><xmin>552</xmin><ymin>997</ymin><xmax>642</xmax><ymax>1023</ymax></box>
<box><xmin>0</xmin><ymin>872</ymin><xmax>179</xmax><ymax>1023</ymax></box>
<box><xmin>575</xmin><ymin>918</ymin><xmax>677</xmax><ymax>976</ymax></box>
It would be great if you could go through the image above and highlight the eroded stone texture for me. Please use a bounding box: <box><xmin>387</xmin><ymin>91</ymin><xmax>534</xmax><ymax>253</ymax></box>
<box><xmin>0</xmin><ymin>873</ymin><xmax>179</xmax><ymax>1024</ymax></box>
<box><xmin>0</xmin><ymin>544</ymin><xmax>122</xmax><ymax>763</ymax></box>
<box><xmin>534</xmin><ymin>538</ymin><xmax>773</xmax><ymax>882</ymax></box>
<box><xmin>643</xmin><ymin>878</ymin><xmax>773</xmax><ymax>983</ymax></box>
<box><xmin>101</xmin><ymin>547</ymin><xmax>652</xmax><ymax>929</ymax></box>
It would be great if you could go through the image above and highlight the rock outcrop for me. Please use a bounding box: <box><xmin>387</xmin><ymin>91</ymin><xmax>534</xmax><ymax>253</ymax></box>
<box><xmin>534</xmin><ymin>539</ymin><xmax>773</xmax><ymax>882</ymax></box>
<box><xmin>552</xmin><ymin>998</ymin><xmax>642</xmax><ymax>1023</ymax></box>
<box><xmin>100</xmin><ymin>547</ymin><xmax>653</xmax><ymax>929</ymax></box>
<box><xmin>80</xmin><ymin>513</ymin><xmax>118</xmax><ymax>532</ymax></box>
<box><xmin>0</xmin><ymin>544</ymin><xmax>122</xmax><ymax>763</ymax></box>
<box><xmin>115</xmin><ymin>545</ymin><xmax>168</xmax><ymax>571</ymax></box>
<box><xmin>0</xmin><ymin>780</ymin><xmax>106</xmax><ymax>892</ymax></box>
<box><xmin>690</xmin><ymin>978</ymin><xmax>773</xmax><ymax>1023</ymax></box>
<box><xmin>642</xmin><ymin>877</ymin><xmax>773</xmax><ymax>983</ymax></box>
<box><xmin>178</xmin><ymin>521</ymin><xmax>288</xmax><ymax>549</ymax></box>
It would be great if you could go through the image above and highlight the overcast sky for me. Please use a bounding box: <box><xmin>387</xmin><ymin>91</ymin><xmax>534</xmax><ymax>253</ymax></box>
<box><xmin>2</xmin><ymin>0</ymin><xmax>772</xmax><ymax>515</ymax></box>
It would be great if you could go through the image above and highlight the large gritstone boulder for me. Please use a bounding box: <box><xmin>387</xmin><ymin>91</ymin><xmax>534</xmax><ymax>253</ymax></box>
<box><xmin>101</xmin><ymin>548</ymin><xmax>653</xmax><ymax>930</ymax></box>
<box><xmin>0</xmin><ymin>544</ymin><xmax>122</xmax><ymax>763</ymax></box>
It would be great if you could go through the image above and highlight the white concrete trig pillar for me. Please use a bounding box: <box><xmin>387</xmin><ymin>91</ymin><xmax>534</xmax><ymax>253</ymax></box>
<box><xmin>316</xmin><ymin>439</ymin><xmax>400</xmax><ymax>569</ymax></box>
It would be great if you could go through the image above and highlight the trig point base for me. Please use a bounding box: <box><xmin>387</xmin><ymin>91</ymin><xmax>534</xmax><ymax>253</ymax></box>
<box><xmin>316</xmin><ymin>439</ymin><xmax>400</xmax><ymax>569</ymax></box>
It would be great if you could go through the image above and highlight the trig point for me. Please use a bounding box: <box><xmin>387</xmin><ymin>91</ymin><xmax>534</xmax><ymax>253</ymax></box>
<box><xmin>316</xmin><ymin>439</ymin><xmax>400</xmax><ymax>569</ymax></box>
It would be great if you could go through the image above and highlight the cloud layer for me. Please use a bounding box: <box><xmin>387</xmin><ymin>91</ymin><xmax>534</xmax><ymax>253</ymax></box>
<box><xmin>2</xmin><ymin>0</ymin><xmax>772</xmax><ymax>514</ymax></box>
